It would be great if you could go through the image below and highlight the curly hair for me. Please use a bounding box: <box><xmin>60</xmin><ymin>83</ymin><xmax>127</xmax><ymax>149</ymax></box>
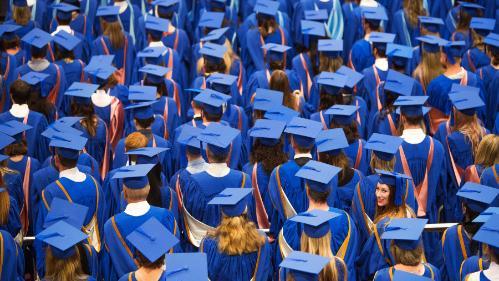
<box><xmin>250</xmin><ymin>139</ymin><xmax>288</xmax><ymax>173</ymax></box>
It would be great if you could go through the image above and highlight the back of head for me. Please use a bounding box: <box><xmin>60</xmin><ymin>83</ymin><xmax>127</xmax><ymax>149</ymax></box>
<box><xmin>102</xmin><ymin>20</ymin><xmax>125</xmax><ymax>49</ymax></box>
<box><xmin>210</xmin><ymin>214</ymin><xmax>265</xmax><ymax>255</ymax></box>
<box><xmin>13</xmin><ymin>5</ymin><xmax>31</xmax><ymax>26</ymax></box>
<box><xmin>300</xmin><ymin>232</ymin><xmax>341</xmax><ymax>281</ymax></box>
<box><xmin>10</xmin><ymin>79</ymin><xmax>31</xmax><ymax>105</ymax></box>
<box><xmin>474</xmin><ymin>134</ymin><xmax>499</xmax><ymax>167</ymax></box>
<box><xmin>45</xmin><ymin>245</ymin><xmax>86</xmax><ymax>281</ymax></box>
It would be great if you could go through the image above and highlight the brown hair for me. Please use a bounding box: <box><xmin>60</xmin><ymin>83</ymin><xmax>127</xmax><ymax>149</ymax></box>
<box><xmin>330</xmin><ymin>122</ymin><xmax>360</xmax><ymax>144</ymax></box>
<box><xmin>269</xmin><ymin>70</ymin><xmax>299</xmax><ymax>111</ymax></box>
<box><xmin>45</xmin><ymin>246</ymin><xmax>87</xmax><ymax>281</ymax></box>
<box><xmin>257</xmin><ymin>14</ymin><xmax>278</xmax><ymax>38</ymax></box>
<box><xmin>250</xmin><ymin>139</ymin><xmax>288</xmax><ymax>173</ymax></box>
<box><xmin>4</xmin><ymin>141</ymin><xmax>28</xmax><ymax>157</ymax></box>
<box><xmin>307</xmin><ymin>186</ymin><xmax>331</xmax><ymax>204</ymax></box>
<box><xmin>399</xmin><ymin>114</ymin><xmax>427</xmax><ymax>134</ymax></box>
<box><xmin>9</xmin><ymin>79</ymin><xmax>30</xmax><ymax>104</ymax></box>
<box><xmin>318</xmin><ymin>151</ymin><xmax>354</xmax><ymax>186</ymax></box>
<box><xmin>390</xmin><ymin>241</ymin><xmax>424</xmax><ymax>266</ymax></box>
<box><xmin>123</xmin><ymin>185</ymin><xmax>150</xmax><ymax>201</ymax></box>
<box><xmin>374</xmin><ymin>183</ymin><xmax>414</xmax><ymax>223</ymax></box>
<box><xmin>318</xmin><ymin>53</ymin><xmax>343</xmax><ymax>73</ymax></box>
<box><xmin>101</xmin><ymin>20</ymin><xmax>125</xmax><ymax>49</ymax></box>
<box><xmin>403</xmin><ymin>0</ymin><xmax>426</xmax><ymax>28</ymax></box>
<box><xmin>457</xmin><ymin>6</ymin><xmax>482</xmax><ymax>32</ymax></box>
<box><xmin>136</xmin><ymin>250</ymin><xmax>165</xmax><ymax>269</ymax></box>
<box><xmin>12</xmin><ymin>6</ymin><xmax>31</xmax><ymax>26</ymax></box>
<box><xmin>299</xmin><ymin>232</ymin><xmax>345</xmax><ymax>281</ymax></box>
<box><xmin>0</xmin><ymin>188</ymin><xmax>10</xmax><ymax>226</ymax></box>
<box><xmin>452</xmin><ymin>110</ymin><xmax>486</xmax><ymax>157</ymax></box>
<box><xmin>71</xmin><ymin>102</ymin><xmax>98</xmax><ymax>137</ymax></box>
<box><xmin>413</xmin><ymin>51</ymin><xmax>444</xmax><ymax>89</ymax></box>
<box><xmin>208</xmin><ymin>214</ymin><xmax>265</xmax><ymax>255</ymax></box>
<box><xmin>370</xmin><ymin>154</ymin><xmax>395</xmax><ymax>172</ymax></box>
<box><xmin>197</xmin><ymin>41</ymin><xmax>233</xmax><ymax>76</ymax></box>
<box><xmin>474</xmin><ymin>134</ymin><xmax>499</xmax><ymax>167</ymax></box>
<box><xmin>470</xmin><ymin>29</ymin><xmax>486</xmax><ymax>52</ymax></box>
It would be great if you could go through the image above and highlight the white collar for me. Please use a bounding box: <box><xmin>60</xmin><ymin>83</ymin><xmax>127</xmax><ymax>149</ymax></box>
<box><xmin>124</xmin><ymin>201</ymin><xmax>150</xmax><ymax>216</ymax></box>
<box><xmin>52</xmin><ymin>26</ymin><xmax>73</xmax><ymax>36</ymax></box>
<box><xmin>484</xmin><ymin>262</ymin><xmax>499</xmax><ymax>280</ymax></box>
<box><xmin>193</xmin><ymin>113</ymin><xmax>202</xmax><ymax>119</ymax></box>
<box><xmin>59</xmin><ymin>167</ymin><xmax>86</xmax><ymax>182</ymax></box>
<box><xmin>91</xmin><ymin>90</ymin><xmax>113</xmax><ymax>107</ymax></box>
<box><xmin>294</xmin><ymin>153</ymin><xmax>312</xmax><ymax>159</ymax></box>
<box><xmin>149</xmin><ymin>41</ymin><xmax>166</xmax><ymax>48</ymax></box>
<box><xmin>206</xmin><ymin>163</ymin><xmax>230</xmax><ymax>177</ymax></box>
<box><xmin>401</xmin><ymin>129</ymin><xmax>427</xmax><ymax>144</ymax></box>
<box><xmin>360</xmin><ymin>0</ymin><xmax>379</xmax><ymax>7</ymax></box>
<box><xmin>28</xmin><ymin>59</ymin><xmax>50</xmax><ymax>71</ymax></box>
<box><xmin>9</xmin><ymin>104</ymin><xmax>29</xmax><ymax>118</ymax></box>
<box><xmin>186</xmin><ymin>158</ymin><xmax>209</xmax><ymax>174</ymax></box>
<box><xmin>374</xmin><ymin>58</ymin><xmax>389</xmax><ymax>71</ymax></box>
<box><xmin>114</xmin><ymin>1</ymin><xmax>128</xmax><ymax>13</ymax></box>
<box><xmin>445</xmin><ymin>67</ymin><xmax>466</xmax><ymax>79</ymax></box>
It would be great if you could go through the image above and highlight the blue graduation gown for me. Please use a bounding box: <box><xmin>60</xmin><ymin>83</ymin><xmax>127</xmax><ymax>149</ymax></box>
<box><xmin>92</xmin><ymin>94</ymin><xmax>125</xmax><ymax>150</ymax></box>
<box><xmin>280</xmin><ymin>207</ymin><xmax>359</xmax><ymax>280</ymax></box>
<box><xmin>442</xmin><ymin>225</ymin><xmax>474</xmax><ymax>281</ymax></box>
<box><xmin>369</xmin><ymin>111</ymin><xmax>399</xmax><ymax>137</ymax></box>
<box><xmin>0</xmin><ymin>53</ymin><xmax>18</xmax><ymax>113</ymax></box>
<box><xmin>151</xmin><ymin>96</ymin><xmax>181</xmax><ymax>141</ymax></box>
<box><xmin>480</xmin><ymin>164</ymin><xmax>499</xmax><ymax>188</ymax></box>
<box><xmin>51</xmin><ymin>30</ymin><xmax>90</xmax><ymax>62</ymax></box>
<box><xmin>242</xmin><ymin>162</ymin><xmax>274</xmax><ymax>222</ymax></box>
<box><xmin>92</xmin><ymin>33</ymin><xmax>135</xmax><ymax>86</ymax></box>
<box><xmin>132</xmin><ymin>47</ymin><xmax>186</xmax><ymax>89</ymax></box>
<box><xmin>292</xmin><ymin>0</ymin><xmax>344</xmax><ymax>44</ymax></box>
<box><xmin>0</xmin><ymin>196</ymin><xmax>21</xmax><ymax>238</ymax></box>
<box><xmin>392</xmin><ymin>9</ymin><xmax>420</xmax><ymax>47</ymax></box>
<box><xmin>3</xmin><ymin>172</ymin><xmax>23</xmax><ymax>220</ymax></box>
<box><xmin>0</xmin><ymin>230</ymin><xmax>24</xmax><ymax>281</ymax></box>
<box><xmin>344</xmin><ymin>139</ymin><xmax>370</xmax><ymax>176</ymax></box>
<box><xmin>200</xmin><ymin>236</ymin><xmax>272</xmax><ymax>281</ymax></box>
<box><xmin>55</xmin><ymin>59</ymin><xmax>86</xmax><ymax>87</ymax></box>
<box><xmin>460</xmin><ymin>256</ymin><xmax>490</xmax><ymax>281</ymax></box>
<box><xmin>161</xmin><ymin>27</ymin><xmax>191</xmax><ymax>68</ymax></box>
<box><xmin>8</xmin><ymin>19</ymin><xmax>38</xmax><ymax>39</ymax></box>
<box><xmin>477</xmin><ymin>68</ymin><xmax>499</xmax><ymax>130</ymax></box>
<box><xmin>291</xmin><ymin>53</ymin><xmax>315</xmax><ymax>105</ymax></box>
<box><xmin>360</xmin><ymin>65</ymin><xmax>388</xmax><ymax>120</ymax></box>
<box><xmin>73</xmin><ymin>118</ymin><xmax>110</xmax><ymax>171</ymax></box>
<box><xmin>102</xmin><ymin>207</ymin><xmax>181</xmax><ymax>281</ymax></box>
<box><xmin>462</xmin><ymin>48</ymin><xmax>491</xmax><ymax>73</ymax></box>
<box><xmin>342</xmin><ymin>2</ymin><xmax>361</xmax><ymax>62</ymax></box>
<box><xmin>0</xmin><ymin>111</ymin><xmax>50</xmax><ymax>162</ymax></box>
<box><xmin>331</xmin><ymin>169</ymin><xmax>363</xmax><ymax>214</ymax></box>
<box><xmin>374</xmin><ymin>264</ymin><xmax>441</xmax><ymax>281</ymax></box>
<box><xmin>223</xmin><ymin>104</ymin><xmax>249</xmax><ymax>137</ymax></box>
<box><xmin>349</xmin><ymin>39</ymin><xmax>374</xmax><ymax>73</ymax></box>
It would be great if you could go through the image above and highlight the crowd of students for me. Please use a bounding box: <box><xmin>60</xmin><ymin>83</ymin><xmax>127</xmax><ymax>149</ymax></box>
<box><xmin>0</xmin><ymin>0</ymin><xmax>498</xmax><ymax>280</ymax></box>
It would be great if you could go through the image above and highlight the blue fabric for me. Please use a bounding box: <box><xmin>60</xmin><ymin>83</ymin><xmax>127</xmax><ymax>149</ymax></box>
<box><xmin>0</xmin><ymin>230</ymin><xmax>24</xmax><ymax>281</ymax></box>
<box><xmin>460</xmin><ymin>256</ymin><xmax>490</xmax><ymax>281</ymax></box>
<box><xmin>331</xmin><ymin>169</ymin><xmax>363</xmax><ymax>214</ymax></box>
<box><xmin>480</xmin><ymin>164</ymin><xmax>499</xmax><ymax>188</ymax></box>
<box><xmin>349</xmin><ymin>39</ymin><xmax>374</xmax><ymax>73</ymax></box>
<box><xmin>441</xmin><ymin>225</ymin><xmax>472</xmax><ymax>281</ymax></box>
<box><xmin>462</xmin><ymin>48</ymin><xmax>491</xmax><ymax>73</ymax></box>
<box><xmin>374</xmin><ymin>264</ymin><xmax>441</xmax><ymax>281</ymax></box>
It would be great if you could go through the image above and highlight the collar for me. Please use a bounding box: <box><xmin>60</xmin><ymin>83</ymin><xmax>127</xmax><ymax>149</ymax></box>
<box><xmin>374</xmin><ymin>58</ymin><xmax>389</xmax><ymax>71</ymax></box>
<box><xmin>59</xmin><ymin>167</ymin><xmax>86</xmax><ymax>182</ymax></box>
<box><xmin>114</xmin><ymin>1</ymin><xmax>128</xmax><ymax>13</ymax></box>
<box><xmin>10</xmin><ymin>103</ymin><xmax>29</xmax><ymax>118</ymax></box>
<box><xmin>28</xmin><ymin>59</ymin><xmax>50</xmax><ymax>71</ymax></box>
<box><xmin>52</xmin><ymin>26</ymin><xmax>73</xmax><ymax>36</ymax></box>
<box><xmin>206</xmin><ymin>163</ymin><xmax>230</xmax><ymax>177</ymax></box>
<box><xmin>360</xmin><ymin>0</ymin><xmax>379</xmax><ymax>7</ymax></box>
<box><xmin>401</xmin><ymin>128</ymin><xmax>426</xmax><ymax>144</ymax></box>
<box><xmin>445</xmin><ymin>67</ymin><xmax>466</xmax><ymax>79</ymax></box>
<box><xmin>149</xmin><ymin>41</ymin><xmax>166</xmax><ymax>48</ymax></box>
<box><xmin>186</xmin><ymin>158</ymin><xmax>208</xmax><ymax>174</ymax></box>
<box><xmin>91</xmin><ymin>90</ymin><xmax>112</xmax><ymax>107</ymax></box>
<box><xmin>124</xmin><ymin>201</ymin><xmax>150</xmax><ymax>216</ymax></box>
<box><xmin>294</xmin><ymin>153</ymin><xmax>312</xmax><ymax>160</ymax></box>
<box><xmin>484</xmin><ymin>262</ymin><xmax>499</xmax><ymax>279</ymax></box>
<box><xmin>193</xmin><ymin>113</ymin><xmax>202</xmax><ymax>119</ymax></box>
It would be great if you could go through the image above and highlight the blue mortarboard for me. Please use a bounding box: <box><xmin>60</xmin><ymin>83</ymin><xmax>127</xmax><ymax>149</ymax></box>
<box><xmin>393</xmin><ymin>270</ymin><xmax>432</xmax><ymax>281</ymax></box>
<box><xmin>197</xmin><ymin>123</ymin><xmax>240</xmax><ymax>155</ymax></box>
<box><xmin>249</xmin><ymin>119</ymin><xmax>286</xmax><ymax>146</ymax></box>
<box><xmin>201</xmin><ymin>27</ymin><xmax>229</xmax><ymax>44</ymax></box>
<box><xmin>449</xmin><ymin>84</ymin><xmax>484</xmax><ymax>115</ymax></box>
<box><xmin>304</xmin><ymin>9</ymin><xmax>328</xmax><ymax>21</ymax></box>
<box><xmin>387</xmin><ymin>43</ymin><xmax>413</xmax><ymax>67</ymax></box>
<box><xmin>200</xmin><ymin>42</ymin><xmax>227</xmax><ymax>63</ymax></box>
<box><xmin>128</xmin><ymin>85</ymin><xmax>157</xmax><ymax>101</ymax></box>
<box><xmin>473</xmin><ymin>214</ymin><xmax>499</xmax><ymax>252</ymax></box>
<box><xmin>315</xmin><ymin>128</ymin><xmax>348</xmax><ymax>155</ymax></box>
<box><xmin>0</xmin><ymin>24</ymin><xmax>21</xmax><ymax>40</ymax></box>
<box><xmin>65</xmin><ymin>82</ymin><xmax>99</xmax><ymax>104</ymax></box>
<box><xmin>0</xmin><ymin>120</ymin><xmax>32</xmax><ymax>142</ymax></box>
<box><xmin>335</xmin><ymin>66</ymin><xmax>364</xmax><ymax>89</ymax></box>
<box><xmin>318</xmin><ymin>39</ymin><xmax>343</xmax><ymax>57</ymax></box>
<box><xmin>253</xmin><ymin>88</ymin><xmax>283</xmax><ymax>111</ymax></box>
<box><xmin>53</xmin><ymin>30</ymin><xmax>81</xmax><ymax>51</ymax></box>
<box><xmin>139</xmin><ymin>64</ymin><xmax>169</xmax><ymax>84</ymax></box>
<box><xmin>416</xmin><ymin>35</ymin><xmax>446</xmax><ymax>52</ymax></box>
<box><xmin>285</xmin><ymin>117</ymin><xmax>323</xmax><ymax>147</ymax></box>
<box><xmin>418</xmin><ymin>16</ymin><xmax>444</xmax><ymax>33</ymax></box>
<box><xmin>22</xmin><ymin>28</ymin><xmax>52</xmax><ymax>49</ymax></box>
<box><xmin>43</xmin><ymin>198</ymin><xmax>89</xmax><ymax>229</ymax></box>
<box><xmin>42</xmin><ymin>117</ymin><xmax>84</xmax><ymax>139</ymax></box>
<box><xmin>125</xmin><ymin>101</ymin><xmax>157</xmax><ymax>119</ymax></box>
<box><xmin>152</xmin><ymin>0</ymin><xmax>179</xmax><ymax>14</ymax></box>
<box><xmin>0</xmin><ymin>133</ymin><xmax>15</xmax><ymax>150</ymax></box>
<box><xmin>36</xmin><ymin>220</ymin><xmax>88</xmax><ymax>259</ymax></box>
<box><xmin>112</xmin><ymin>164</ymin><xmax>155</xmax><ymax>189</ymax></box>
<box><xmin>208</xmin><ymin>188</ymin><xmax>252</xmax><ymax>217</ymax></box>
<box><xmin>296</xmin><ymin>160</ymin><xmax>341</xmax><ymax>192</ymax></box>
<box><xmin>381</xmin><ymin>218</ymin><xmax>427</xmax><ymax>250</ymax></box>
<box><xmin>49</xmin><ymin>133</ymin><xmax>87</xmax><ymax>160</ymax></box>
<box><xmin>484</xmin><ymin>33</ymin><xmax>499</xmax><ymax>50</ymax></box>
<box><xmin>376</xmin><ymin>169</ymin><xmax>412</xmax><ymax>206</ymax></box>
<box><xmin>457</xmin><ymin>182</ymin><xmax>499</xmax><ymax>213</ymax></box>
<box><xmin>194</xmin><ymin>88</ymin><xmax>231</xmax><ymax>114</ymax></box>
<box><xmin>96</xmin><ymin>5</ymin><xmax>120</xmax><ymax>22</ymax></box>
<box><xmin>290</xmin><ymin>210</ymin><xmax>341</xmax><ymax>238</ymax></box>
<box><xmin>362</xmin><ymin>6</ymin><xmax>388</xmax><ymax>22</ymax></box>
<box><xmin>207</xmin><ymin>73</ymin><xmax>237</xmax><ymax>94</ymax></box>
<box><xmin>254</xmin><ymin>0</ymin><xmax>279</xmax><ymax>17</ymax></box>
<box><xmin>84</xmin><ymin>63</ymin><xmax>116</xmax><ymax>81</ymax></box>
<box><xmin>366</xmin><ymin>133</ymin><xmax>403</xmax><ymax>161</ymax></box>
<box><xmin>458</xmin><ymin>1</ymin><xmax>484</xmax><ymax>17</ymax></box>
<box><xmin>52</xmin><ymin>3</ymin><xmax>78</xmax><ymax>21</ymax></box>
<box><xmin>126</xmin><ymin>217</ymin><xmax>179</xmax><ymax>262</ymax></box>
<box><xmin>88</xmin><ymin>55</ymin><xmax>115</xmax><ymax>66</ymax></box>
<box><xmin>21</xmin><ymin>71</ymin><xmax>49</xmax><ymax>87</ymax></box>
<box><xmin>126</xmin><ymin>147</ymin><xmax>168</xmax><ymax>165</ymax></box>
<box><xmin>317</xmin><ymin>71</ymin><xmax>347</xmax><ymax>95</ymax></box>
<box><xmin>280</xmin><ymin>251</ymin><xmax>330</xmax><ymax>280</ymax></box>
<box><xmin>384</xmin><ymin>70</ymin><xmax>414</xmax><ymax>96</ymax></box>
<box><xmin>137</xmin><ymin>46</ymin><xmax>167</xmax><ymax>59</ymax></box>
<box><xmin>145</xmin><ymin>16</ymin><xmax>169</xmax><ymax>39</ymax></box>
<box><xmin>394</xmin><ymin>96</ymin><xmax>429</xmax><ymax>117</ymax></box>
<box><xmin>325</xmin><ymin>104</ymin><xmax>359</xmax><ymax>126</ymax></box>
<box><xmin>177</xmin><ymin>125</ymin><xmax>202</xmax><ymax>149</ymax></box>
<box><xmin>13</xmin><ymin>0</ymin><xmax>28</xmax><ymax>7</ymax></box>
<box><xmin>473</xmin><ymin>207</ymin><xmax>499</xmax><ymax>223</ymax></box>
<box><xmin>0</xmin><ymin>155</ymin><xmax>7</xmax><ymax>162</ymax></box>
<box><xmin>470</xmin><ymin>17</ymin><xmax>495</xmax><ymax>36</ymax></box>
<box><xmin>301</xmin><ymin>20</ymin><xmax>326</xmax><ymax>37</ymax></box>
<box><xmin>198</xmin><ymin>11</ymin><xmax>224</xmax><ymax>29</ymax></box>
<box><xmin>262</xmin><ymin>43</ymin><xmax>291</xmax><ymax>62</ymax></box>
<box><xmin>368</xmin><ymin>32</ymin><xmax>396</xmax><ymax>51</ymax></box>
<box><xmin>164</xmin><ymin>253</ymin><xmax>208</xmax><ymax>281</ymax></box>
<box><xmin>441</xmin><ymin>40</ymin><xmax>466</xmax><ymax>64</ymax></box>
<box><xmin>264</xmin><ymin>105</ymin><xmax>300</xmax><ymax>124</ymax></box>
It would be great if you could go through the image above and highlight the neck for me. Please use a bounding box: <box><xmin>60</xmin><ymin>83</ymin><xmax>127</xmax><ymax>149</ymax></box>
<box><xmin>58</xmin><ymin>165</ymin><xmax>73</xmax><ymax>172</ymax></box>
<box><xmin>445</xmin><ymin>63</ymin><xmax>461</xmax><ymax>74</ymax></box>
<box><xmin>127</xmin><ymin>198</ymin><xmax>147</xmax><ymax>204</ymax></box>
<box><xmin>403</xmin><ymin>123</ymin><xmax>421</xmax><ymax>130</ymax></box>
<box><xmin>186</xmin><ymin>154</ymin><xmax>202</xmax><ymax>162</ymax></box>
<box><xmin>394</xmin><ymin>263</ymin><xmax>424</xmax><ymax>275</ymax></box>
<box><xmin>136</xmin><ymin>267</ymin><xmax>163</xmax><ymax>281</ymax></box>
<box><xmin>308</xmin><ymin>200</ymin><xmax>329</xmax><ymax>211</ymax></box>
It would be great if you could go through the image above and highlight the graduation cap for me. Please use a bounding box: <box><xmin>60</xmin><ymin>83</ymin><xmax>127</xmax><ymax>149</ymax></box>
<box><xmin>384</xmin><ymin>70</ymin><xmax>414</xmax><ymax>97</ymax></box>
<box><xmin>416</xmin><ymin>35</ymin><xmax>446</xmax><ymax>53</ymax></box>
<box><xmin>473</xmin><ymin>207</ymin><xmax>499</xmax><ymax>223</ymax></box>
<box><xmin>139</xmin><ymin>64</ymin><xmax>169</xmax><ymax>84</ymax></box>
<box><xmin>394</xmin><ymin>96</ymin><xmax>429</xmax><ymax>117</ymax></box>
<box><xmin>362</xmin><ymin>6</ymin><xmax>387</xmax><ymax>27</ymax></box>
<box><xmin>368</xmin><ymin>32</ymin><xmax>396</xmax><ymax>51</ymax></box>
<box><xmin>0</xmin><ymin>120</ymin><xmax>32</xmax><ymax>142</ymax></box>
<box><xmin>201</xmin><ymin>27</ymin><xmax>229</xmax><ymax>44</ymax></box>
<box><xmin>208</xmin><ymin>188</ymin><xmax>252</xmax><ymax>217</ymax></box>
<box><xmin>441</xmin><ymin>40</ymin><xmax>466</xmax><ymax>64</ymax></box>
<box><xmin>128</xmin><ymin>85</ymin><xmax>157</xmax><ymax>102</ymax></box>
<box><xmin>145</xmin><ymin>16</ymin><xmax>170</xmax><ymax>37</ymax></box>
<box><xmin>22</xmin><ymin>28</ymin><xmax>52</xmax><ymax>49</ymax></box>
<box><xmin>249</xmin><ymin>119</ymin><xmax>286</xmax><ymax>146</ymax></box>
<box><xmin>49</xmin><ymin>132</ymin><xmax>87</xmax><ymax>160</ymax></box>
<box><xmin>264</xmin><ymin>105</ymin><xmax>300</xmax><ymax>124</ymax></box>
<box><xmin>290</xmin><ymin>209</ymin><xmax>341</xmax><ymax>239</ymax></box>
<box><xmin>285</xmin><ymin>117</ymin><xmax>323</xmax><ymax>148</ymax></box>
<box><xmin>262</xmin><ymin>43</ymin><xmax>291</xmax><ymax>62</ymax></box>
<box><xmin>301</xmin><ymin>20</ymin><xmax>326</xmax><ymax>37</ymax></box>
<box><xmin>0</xmin><ymin>24</ymin><xmax>21</xmax><ymax>40</ymax></box>
<box><xmin>366</xmin><ymin>133</ymin><xmax>403</xmax><ymax>161</ymax></box>
<box><xmin>458</xmin><ymin>1</ymin><xmax>484</xmax><ymax>17</ymax></box>
<box><xmin>449</xmin><ymin>84</ymin><xmax>484</xmax><ymax>116</ymax></box>
<box><xmin>193</xmin><ymin>88</ymin><xmax>231</xmax><ymax>115</ymax></box>
<box><xmin>197</xmin><ymin>122</ymin><xmax>240</xmax><ymax>155</ymax></box>
<box><xmin>84</xmin><ymin>63</ymin><xmax>116</xmax><ymax>81</ymax></box>
<box><xmin>112</xmin><ymin>164</ymin><xmax>155</xmax><ymax>189</ymax></box>
<box><xmin>125</xmin><ymin>101</ymin><xmax>157</xmax><ymax>120</ymax></box>
<box><xmin>126</xmin><ymin>217</ymin><xmax>179</xmax><ymax>262</ymax></box>
<box><xmin>296</xmin><ymin>160</ymin><xmax>341</xmax><ymax>193</ymax></box>
<box><xmin>335</xmin><ymin>66</ymin><xmax>364</xmax><ymax>89</ymax></box>
<box><xmin>52</xmin><ymin>3</ymin><xmax>78</xmax><ymax>21</ymax></box>
<box><xmin>254</xmin><ymin>0</ymin><xmax>279</xmax><ymax>17</ymax></box>
<box><xmin>325</xmin><ymin>104</ymin><xmax>359</xmax><ymax>126</ymax></box>
<box><xmin>376</xmin><ymin>169</ymin><xmax>412</xmax><ymax>206</ymax></box>
<box><xmin>315</xmin><ymin>128</ymin><xmax>348</xmax><ymax>155</ymax></box>
<box><xmin>36</xmin><ymin>220</ymin><xmax>88</xmax><ymax>259</ymax></box>
<box><xmin>87</xmin><ymin>55</ymin><xmax>115</xmax><ymax>66</ymax></box>
<box><xmin>177</xmin><ymin>125</ymin><xmax>203</xmax><ymax>150</ymax></box>
<box><xmin>0</xmin><ymin>133</ymin><xmax>15</xmax><ymax>151</ymax></box>
<box><xmin>207</xmin><ymin>0</ymin><xmax>226</xmax><ymax>9</ymax></box>
<box><xmin>65</xmin><ymin>82</ymin><xmax>99</xmax><ymax>104</ymax></box>
<box><xmin>21</xmin><ymin>71</ymin><xmax>51</xmax><ymax>97</ymax></box>
<box><xmin>470</xmin><ymin>17</ymin><xmax>495</xmax><ymax>36</ymax></box>
<box><xmin>42</xmin><ymin>118</ymin><xmax>84</xmax><ymax>139</ymax></box>
<box><xmin>96</xmin><ymin>5</ymin><xmax>120</xmax><ymax>22</ymax></box>
<box><xmin>52</xmin><ymin>30</ymin><xmax>81</xmax><ymax>51</ymax></box>
<box><xmin>457</xmin><ymin>182</ymin><xmax>499</xmax><ymax>213</ymax></box>
<box><xmin>126</xmin><ymin>147</ymin><xmax>168</xmax><ymax>165</ymax></box>
<box><xmin>164</xmin><ymin>253</ymin><xmax>208</xmax><ymax>281</ymax></box>
<box><xmin>198</xmin><ymin>11</ymin><xmax>224</xmax><ymax>29</ymax></box>
<box><xmin>13</xmin><ymin>0</ymin><xmax>29</xmax><ymax>7</ymax></box>
<box><xmin>381</xmin><ymin>218</ymin><xmax>427</xmax><ymax>250</ymax></box>
<box><xmin>207</xmin><ymin>73</ymin><xmax>237</xmax><ymax>94</ymax></box>
<box><xmin>386</xmin><ymin>43</ymin><xmax>413</xmax><ymax>67</ymax></box>
<box><xmin>253</xmin><ymin>88</ymin><xmax>283</xmax><ymax>112</ymax></box>
<box><xmin>279</xmin><ymin>251</ymin><xmax>330</xmax><ymax>280</ymax></box>
<box><xmin>484</xmin><ymin>33</ymin><xmax>499</xmax><ymax>52</ymax></box>
<box><xmin>304</xmin><ymin>9</ymin><xmax>328</xmax><ymax>22</ymax></box>
<box><xmin>318</xmin><ymin>39</ymin><xmax>343</xmax><ymax>58</ymax></box>
<box><xmin>43</xmin><ymin>197</ymin><xmax>89</xmax><ymax>229</ymax></box>
<box><xmin>473</xmin><ymin>214</ymin><xmax>499</xmax><ymax>253</ymax></box>
<box><xmin>137</xmin><ymin>46</ymin><xmax>167</xmax><ymax>60</ymax></box>
<box><xmin>392</xmin><ymin>269</ymin><xmax>432</xmax><ymax>281</ymax></box>
<box><xmin>152</xmin><ymin>0</ymin><xmax>179</xmax><ymax>14</ymax></box>
<box><xmin>199</xmin><ymin>42</ymin><xmax>227</xmax><ymax>63</ymax></box>
<box><xmin>317</xmin><ymin>71</ymin><xmax>347</xmax><ymax>95</ymax></box>
<box><xmin>418</xmin><ymin>16</ymin><xmax>444</xmax><ymax>33</ymax></box>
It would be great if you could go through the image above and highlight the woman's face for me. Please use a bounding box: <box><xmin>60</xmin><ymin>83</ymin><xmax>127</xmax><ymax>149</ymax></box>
<box><xmin>376</xmin><ymin>183</ymin><xmax>391</xmax><ymax>207</ymax></box>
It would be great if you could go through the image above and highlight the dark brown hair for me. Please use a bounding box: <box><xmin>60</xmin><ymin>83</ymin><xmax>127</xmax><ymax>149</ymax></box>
<box><xmin>250</xmin><ymin>139</ymin><xmax>288</xmax><ymax>173</ymax></box>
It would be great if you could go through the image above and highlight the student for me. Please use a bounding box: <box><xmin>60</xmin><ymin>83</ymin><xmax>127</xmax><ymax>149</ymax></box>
<box><xmin>408</xmin><ymin>17</ymin><xmax>444</xmax><ymax>76</ymax></box>
<box><xmin>49</xmin><ymin>0</ymin><xmax>94</xmax><ymax>42</ymax></box>
<box><xmin>310</xmin><ymin>72</ymin><xmax>348</xmax><ymax>128</ymax></box>
<box><xmin>112</xmin><ymin>0</ymin><xmax>141</xmax><ymax>48</ymax></box>
<box><xmin>102</xmin><ymin>164</ymin><xmax>181</xmax><ymax>281</ymax></box>
<box><xmin>412</xmin><ymin>35</ymin><xmax>445</xmax><ymax>97</ymax></box>
<box><xmin>374</xmin><ymin>218</ymin><xmax>441</xmax><ymax>281</ymax></box>
<box><xmin>6</xmin><ymin>0</ymin><xmax>40</xmax><ymax>38</ymax></box>
<box><xmin>0</xmin><ymin>185</ymin><xmax>21</xmax><ymax>239</ymax></box>
<box><xmin>480</xmin><ymin>163</ymin><xmax>499</xmax><ymax>189</ymax></box>
<box><xmin>279</xmin><ymin>161</ymin><xmax>358</xmax><ymax>279</ymax></box>
<box><xmin>0</xmin><ymin>229</ymin><xmax>24</xmax><ymax>280</ymax></box>
<box><xmin>201</xmin><ymin>188</ymin><xmax>272</xmax><ymax>280</ymax></box>
<box><xmin>0</xmin><ymin>25</ymin><xmax>21</xmax><ymax>112</ymax></box>
<box><xmin>461</xmin><ymin>17</ymin><xmax>495</xmax><ymax>73</ymax></box>
<box><xmin>447</xmin><ymin>2</ymin><xmax>483</xmax><ymax>48</ymax></box>
<box><xmin>464</xmin><ymin>134</ymin><xmax>498</xmax><ymax>183</ymax></box>
<box><xmin>279</xmin><ymin>250</ymin><xmax>345</xmax><ymax>281</ymax></box>
<box><xmin>52</xmin><ymin>31</ymin><xmax>88</xmax><ymax>88</ymax></box>
<box><xmin>268</xmin><ymin>70</ymin><xmax>302</xmax><ymax>114</ymax></box>
<box><xmin>386</xmin><ymin>43</ymin><xmax>424</xmax><ymax>94</ymax></box>
<box><xmin>478</xmin><ymin>33</ymin><xmax>499</xmax><ymax>130</ymax></box>
<box><xmin>391</xmin><ymin>0</ymin><xmax>426</xmax><ymax>47</ymax></box>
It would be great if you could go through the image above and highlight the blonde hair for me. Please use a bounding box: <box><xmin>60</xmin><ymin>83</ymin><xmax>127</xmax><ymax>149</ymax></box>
<box><xmin>0</xmin><ymin>190</ymin><xmax>10</xmax><ymax>225</ymax></box>
<box><xmin>470</xmin><ymin>29</ymin><xmax>486</xmax><ymax>52</ymax></box>
<box><xmin>13</xmin><ymin>6</ymin><xmax>31</xmax><ymax>26</ymax></box>
<box><xmin>413</xmin><ymin>51</ymin><xmax>444</xmax><ymax>90</ymax></box>
<box><xmin>390</xmin><ymin>241</ymin><xmax>424</xmax><ymax>266</ymax></box>
<box><xmin>474</xmin><ymin>134</ymin><xmax>498</xmax><ymax>167</ymax></box>
<box><xmin>196</xmin><ymin>40</ymin><xmax>234</xmax><ymax>76</ymax></box>
<box><xmin>452</xmin><ymin>110</ymin><xmax>486</xmax><ymax>157</ymax></box>
<box><xmin>403</xmin><ymin>0</ymin><xmax>426</xmax><ymax>28</ymax></box>
<box><xmin>123</xmin><ymin>185</ymin><xmax>150</xmax><ymax>201</ymax></box>
<box><xmin>101</xmin><ymin>20</ymin><xmax>125</xmax><ymax>49</ymax></box>
<box><xmin>208</xmin><ymin>214</ymin><xmax>265</xmax><ymax>255</ymax></box>
<box><xmin>318</xmin><ymin>54</ymin><xmax>343</xmax><ymax>73</ymax></box>
<box><xmin>370</xmin><ymin>154</ymin><xmax>395</xmax><ymax>172</ymax></box>
<box><xmin>45</xmin><ymin>246</ymin><xmax>87</xmax><ymax>281</ymax></box>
